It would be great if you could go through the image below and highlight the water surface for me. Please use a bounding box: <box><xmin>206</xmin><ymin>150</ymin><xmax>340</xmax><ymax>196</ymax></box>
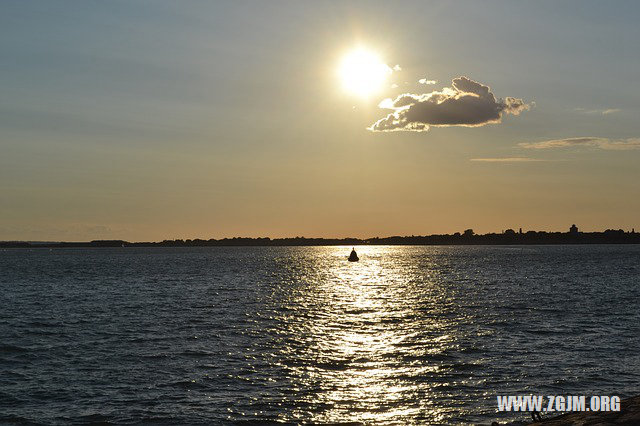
<box><xmin>1</xmin><ymin>245</ymin><xmax>639</xmax><ymax>424</ymax></box>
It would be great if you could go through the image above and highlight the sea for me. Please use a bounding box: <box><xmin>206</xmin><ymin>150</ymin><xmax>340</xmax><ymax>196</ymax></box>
<box><xmin>1</xmin><ymin>245</ymin><xmax>639</xmax><ymax>425</ymax></box>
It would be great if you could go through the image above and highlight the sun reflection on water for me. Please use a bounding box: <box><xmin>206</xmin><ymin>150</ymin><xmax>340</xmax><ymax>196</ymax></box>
<box><xmin>274</xmin><ymin>246</ymin><xmax>456</xmax><ymax>424</ymax></box>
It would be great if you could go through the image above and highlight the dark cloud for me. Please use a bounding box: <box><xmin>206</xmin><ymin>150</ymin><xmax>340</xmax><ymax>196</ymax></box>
<box><xmin>369</xmin><ymin>76</ymin><xmax>529</xmax><ymax>132</ymax></box>
<box><xmin>519</xmin><ymin>137</ymin><xmax>640</xmax><ymax>150</ymax></box>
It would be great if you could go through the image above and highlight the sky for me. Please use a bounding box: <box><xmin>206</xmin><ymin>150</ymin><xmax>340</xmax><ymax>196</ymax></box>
<box><xmin>1</xmin><ymin>1</ymin><xmax>639</xmax><ymax>241</ymax></box>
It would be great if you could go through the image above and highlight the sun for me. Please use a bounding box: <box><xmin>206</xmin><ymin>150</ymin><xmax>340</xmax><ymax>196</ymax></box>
<box><xmin>338</xmin><ymin>48</ymin><xmax>392</xmax><ymax>97</ymax></box>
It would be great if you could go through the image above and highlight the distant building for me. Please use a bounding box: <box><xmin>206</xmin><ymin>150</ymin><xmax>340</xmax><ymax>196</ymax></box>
<box><xmin>569</xmin><ymin>224</ymin><xmax>579</xmax><ymax>234</ymax></box>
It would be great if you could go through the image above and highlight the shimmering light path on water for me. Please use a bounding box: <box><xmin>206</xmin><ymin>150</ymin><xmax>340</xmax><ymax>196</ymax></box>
<box><xmin>1</xmin><ymin>246</ymin><xmax>639</xmax><ymax>424</ymax></box>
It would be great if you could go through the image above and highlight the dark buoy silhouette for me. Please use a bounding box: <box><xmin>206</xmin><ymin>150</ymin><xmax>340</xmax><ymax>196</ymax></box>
<box><xmin>348</xmin><ymin>247</ymin><xmax>359</xmax><ymax>262</ymax></box>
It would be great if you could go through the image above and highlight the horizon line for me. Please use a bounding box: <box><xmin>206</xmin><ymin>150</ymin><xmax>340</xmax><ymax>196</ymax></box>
<box><xmin>2</xmin><ymin>226</ymin><xmax>638</xmax><ymax>244</ymax></box>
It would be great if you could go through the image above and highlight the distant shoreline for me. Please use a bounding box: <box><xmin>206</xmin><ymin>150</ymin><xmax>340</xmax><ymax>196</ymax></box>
<box><xmin>2</xmin><ymin>229</ymin><xmax>639</xmax><ymax>248</ymax></box>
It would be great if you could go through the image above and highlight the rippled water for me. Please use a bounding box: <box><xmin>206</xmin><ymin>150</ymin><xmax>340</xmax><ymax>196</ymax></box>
<box><xmin>1</xmin><ymin>245</ymin><xmax>639</xmax><ymax>424</ymax></box>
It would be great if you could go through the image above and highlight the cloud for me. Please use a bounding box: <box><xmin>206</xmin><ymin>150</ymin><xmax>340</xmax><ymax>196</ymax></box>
<box><xmin>575</xmin><ymin>107</ymin><xmax>621</xmax><ymax>115</ymax></box>
<box><xmin>519</xmin><ymin>137</ymin><xmax>640</xmax><ymax>151</ymax></box>
<box><xmin>369</xmin><ymin>76</ymin><xmax>530</xmax><ymax>132</ymax></box>
<box><xmin>470</xmin><ymin>157</ymin><xmax>543</xmax><ymax>162</ymax></box>
<box><xmin>418</xmin><ymin>78</ymin><xmax>437</xmax><ymax>85</ymax></box>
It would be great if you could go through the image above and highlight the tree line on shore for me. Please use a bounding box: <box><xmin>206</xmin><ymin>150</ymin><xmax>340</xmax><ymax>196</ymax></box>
<box><xmin>1</xmin><ymin>228</ymin><xmax>638</xmax><ymax>248</ymax></box>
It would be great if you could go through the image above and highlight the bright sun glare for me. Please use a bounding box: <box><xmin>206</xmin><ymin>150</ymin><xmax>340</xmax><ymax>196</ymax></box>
<box><xmin>339</xmin><ymin>48</ymin><xmax>391</xmax><ymax>97</ymax></box>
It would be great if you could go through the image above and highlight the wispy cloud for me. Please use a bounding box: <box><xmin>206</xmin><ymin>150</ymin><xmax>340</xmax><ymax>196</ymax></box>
<box><xmin>418</xmin><ymin>78</ymin><xmax>437</xmax><ymax>85</ymax></box>
<box><xmin>519</xmin><ymin>137</ymin><xmax>640</xmax><ymax>151</ymax></box>
<box><xmin>574</xmin><ymin>107</ymin><xmax>621</xmax><ymax>115</ymax></box>
<box><xmin>369</xmin><ymin>76</ymin><xmax>530</xmax><ymax>132</ymax></box>
<box><xmin>470</xmin><ymin>157</ymin><xmax>543</xmax><ymax>162</ymax></box>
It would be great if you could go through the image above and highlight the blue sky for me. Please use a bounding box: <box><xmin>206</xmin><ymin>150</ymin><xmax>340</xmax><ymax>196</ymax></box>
<box><xmin>1</xmin><ymin>1</ymin><xmax>639</xmax><ymax>240</ymax></box>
